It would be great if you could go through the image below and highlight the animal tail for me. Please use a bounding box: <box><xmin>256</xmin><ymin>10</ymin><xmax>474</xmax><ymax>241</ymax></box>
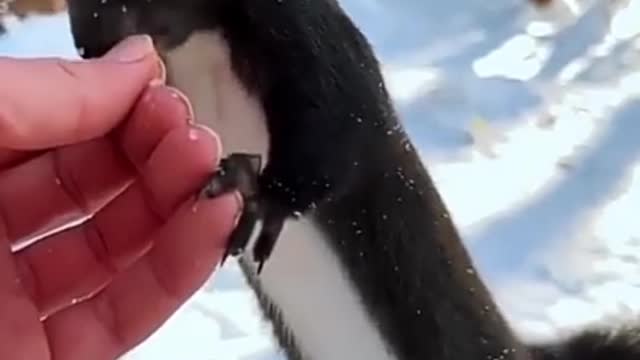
<box><xmin>529</xmin><ymin>325</ymin><xmax>640</xmax><ymax>359</ymax></box>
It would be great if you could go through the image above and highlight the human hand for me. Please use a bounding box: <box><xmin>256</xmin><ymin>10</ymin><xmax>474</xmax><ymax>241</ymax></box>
<box><xmin>0</xmin><ymin>35</ymin><xmax>240</xmax><ymax>359</ymax></box>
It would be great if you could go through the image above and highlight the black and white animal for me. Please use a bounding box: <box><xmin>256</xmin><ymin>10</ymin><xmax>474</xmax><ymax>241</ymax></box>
<box><xmin>65</xmin><ymin>1</ymin><xmax>640</xmax><ymax>359</ymax></box>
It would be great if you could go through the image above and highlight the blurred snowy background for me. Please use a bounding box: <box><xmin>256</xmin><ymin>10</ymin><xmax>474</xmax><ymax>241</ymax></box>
<box><xmin>2</xmin><ymin>0</ymin><xmax>640</xmax><ymax>358</ymax></box>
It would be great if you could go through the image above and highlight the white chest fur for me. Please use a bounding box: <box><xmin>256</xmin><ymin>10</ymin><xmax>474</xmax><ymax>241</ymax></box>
<box><xmin>163</xmin><ymin>31</ymin><xmax>396</xmax><ymax>360</ymax></box>
<box><xmin>162</xmin><ymin>31</ymin><xmax>270</xmax><ymax>162</ymax></box>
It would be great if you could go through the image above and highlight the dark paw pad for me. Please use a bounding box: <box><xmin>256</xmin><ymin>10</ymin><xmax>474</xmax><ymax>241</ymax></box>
<box><xmin>201</xmin><ymin>153</ymin><xmax>262</xmax><ymax>199</ymax></box>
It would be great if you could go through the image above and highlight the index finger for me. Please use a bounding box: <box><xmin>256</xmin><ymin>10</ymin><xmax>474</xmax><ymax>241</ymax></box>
<box><xmin>0</xmin><ymin>35</ymin><xmax>162</xmax><ymax>150</ymax></box>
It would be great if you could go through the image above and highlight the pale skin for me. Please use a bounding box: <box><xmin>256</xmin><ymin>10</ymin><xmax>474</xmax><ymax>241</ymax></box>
<box><xmin>0</xmin><ymin>35</ymin><xmax>241</xmax><ymax>359</ymax></box>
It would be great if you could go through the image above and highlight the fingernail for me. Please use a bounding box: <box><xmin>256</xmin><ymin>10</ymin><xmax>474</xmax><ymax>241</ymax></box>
<box><xmin>165</xmin><ymin>86</ymin><xmax>195</xmax><ymax>123</ymax></box>
<box><xmin>103</xmin><ymin>34</ymin><xmax>155</xmax><ymax>62</ymax></box>
<box><xmin>190</xmin><ymin>123</ymin><xmax>223</xmax><ymax>154</ymax></box>
<box><xmin>156</xmin><ymin>58</ymin><xmax>167</xmax><ymax>83</ymax></box>
<box><xmin>147</xmin><ymin>59</ymin><xmax>166</xmax><ymax>86</ymax></box>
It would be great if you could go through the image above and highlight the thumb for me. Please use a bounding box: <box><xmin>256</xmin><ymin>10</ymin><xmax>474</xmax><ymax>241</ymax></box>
<box><xmin>0</xmin><ymin>35</ymin><xmax>163</xmax><ymax>150</ymax></box>
<box><xmin>100</xmin><ymin>34</ymin><xmax>160</xmax><ymax>64</ymax></box>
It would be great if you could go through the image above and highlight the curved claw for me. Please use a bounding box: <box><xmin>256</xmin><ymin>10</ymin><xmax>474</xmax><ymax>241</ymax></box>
<box><xmin>201</xmin><ymin>153</ymin><xmax>263</xmax><ymax>267</ymax></box>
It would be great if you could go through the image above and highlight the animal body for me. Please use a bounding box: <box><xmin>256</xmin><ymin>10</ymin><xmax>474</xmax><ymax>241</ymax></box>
<box><xmin>65</xmin><ymin>1</ymin><xmax>640</xmax><ymax>359</ymax></box>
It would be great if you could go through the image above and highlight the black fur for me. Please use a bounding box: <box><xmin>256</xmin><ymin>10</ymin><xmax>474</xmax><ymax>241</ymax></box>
<box><xmin>65</xmin><ymin>1</ymin><xmax>640</xmax><ymax>359</ymax></box>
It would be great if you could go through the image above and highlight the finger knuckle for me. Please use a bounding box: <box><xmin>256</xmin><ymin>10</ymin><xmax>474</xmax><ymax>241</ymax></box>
<box><xmin>52</xmin><ymin>149</ymin><xmax>92</xmax><ymax>216</ymax></box>
<box><xmin>54</xmin><ymin>60</ymin><xmax>91</xmax><ymax>137</ymax></box>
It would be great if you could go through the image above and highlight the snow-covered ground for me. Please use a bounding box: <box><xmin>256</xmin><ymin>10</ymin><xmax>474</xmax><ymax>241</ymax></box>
<box><xmin>2</xmin><ymin>0</ymin><xmax>640</xmax><ymax>358</ymax></box>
